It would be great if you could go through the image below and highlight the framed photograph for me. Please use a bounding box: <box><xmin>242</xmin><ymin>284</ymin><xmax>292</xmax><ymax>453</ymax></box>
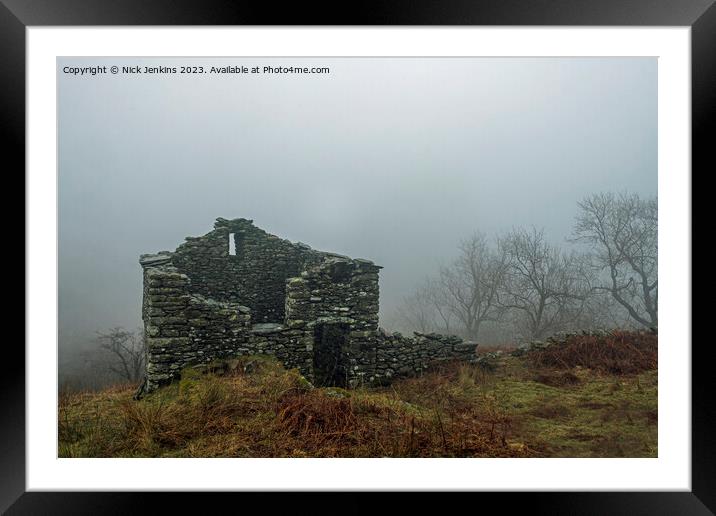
<box><xmin>7</xmin><ymin>0</ymin><xmax>710</xmax><ymax>512</ymax></box>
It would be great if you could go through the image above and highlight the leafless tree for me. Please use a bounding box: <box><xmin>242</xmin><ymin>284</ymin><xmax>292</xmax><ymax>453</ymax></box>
<box><xmin>434</xmin><ymin>233</ymin><xmax>507</xmax><ymax>341</ymax></box>
<box><xmin>573</xmin><ymin>192</ymin><xmax>657</xmax><ymax>329</ymax></box>
<box><xmin>395</xmin><ymin>285</ymin><xmax>439</xmax><ymax>334</ymax></box>
<box><xmin>498</xmin><ymin>227</ymin><xmax>592</xmax><ymax>340</ymax></box>
<box><xmin>424</xmin><ymin>277</ymin><xmax>456</xmax><ymax>334</ymax></box>
<box><xmin>395</xmin><ymin>279</ymin><xmax>454</xmax><ymax>334</ymax></box>
<box><xmin>395</xmin><ymin>233</ymin><xmax>505</xmax><ymax>340</ymax></box>
<box><xmin>95</xmin><ymin>327</ymin><xmax>146</xmax><ymax>383</ymax></box>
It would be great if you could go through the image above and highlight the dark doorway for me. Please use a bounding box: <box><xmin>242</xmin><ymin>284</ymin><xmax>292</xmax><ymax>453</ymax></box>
<box><xmin>313</xmin><ymin>323</ymin><xmax>350</xmax><ymax>388</ymax></box>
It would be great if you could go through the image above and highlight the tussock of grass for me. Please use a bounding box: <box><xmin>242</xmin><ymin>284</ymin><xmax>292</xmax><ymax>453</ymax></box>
<box><xmin>59</xmin><ymin>338</ymin><xmax>657</xmax><ymax>458</ymax></box>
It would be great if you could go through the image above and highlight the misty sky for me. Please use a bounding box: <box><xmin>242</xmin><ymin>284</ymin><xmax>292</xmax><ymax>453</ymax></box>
<box><xmin>58</xmin><ymin>57</ymin><xmax>657</xmax><ymax>350</ymax></box>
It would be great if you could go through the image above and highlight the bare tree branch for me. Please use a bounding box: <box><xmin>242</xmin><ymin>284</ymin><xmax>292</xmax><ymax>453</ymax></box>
<box><xmin>95</xmin><ymin>327</ymin><xmax>147</xmax><ymax>383</ymax></box>
<box><xmin>498</xmin><ymin>227</ymin><xmax>593</xmax><ymax>339</ymax></box>
<box><xmin>573</xmin><ymin>192</ymin><xmax>657</xmax><ymax>329</ymax></box>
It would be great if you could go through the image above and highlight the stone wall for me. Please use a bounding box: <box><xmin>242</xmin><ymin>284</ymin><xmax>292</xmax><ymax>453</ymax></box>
<box><xmin>170</xmin><ymin>218</ymin><xmax>320</xmax><ymax>323</ymax></box>
<box><xmin>371</xmin><ymin>332</ymin><xmax>476</xmax><ymax>385</ymax></box>
<box><xmin>285</xmin><ymin>256</ymin><xmax>381</xmax><ymax>333</ymax></box>
<box><xmin>282</xmin><ymin>255</ymin><xmax>383</xmax><ymax>388</ymax></box>
<box><xmin>139</xmin><ymin>218</ymin><xmax>478</xmax><ymax>394</ymax></box>
<box><xmin>141</xmin><ymin>264</ymin><xmax>253</xmax><ymax>391</ymax></box>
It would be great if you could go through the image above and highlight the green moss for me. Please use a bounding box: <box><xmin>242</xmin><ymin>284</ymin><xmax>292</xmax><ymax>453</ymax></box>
<box><xmin>324</xmin><ymin>387</ymin><xmax>351</xmax><ymax>398</ymax></box>
<box><xmin>178</xmin><ymin>367</ymin><xmax>203</xmax><ymax>397</ymax></box>
<box><xmin>296</xmin><ymin>374</ymin><xmax>315</xmax><ymax>391</ymax></box>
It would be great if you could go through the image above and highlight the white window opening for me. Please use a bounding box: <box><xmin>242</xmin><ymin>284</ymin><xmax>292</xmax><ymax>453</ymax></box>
<box><xmin>229</xmin><ymin>232</ymin><xmax>237</xmax><ymax>256</ymax></box>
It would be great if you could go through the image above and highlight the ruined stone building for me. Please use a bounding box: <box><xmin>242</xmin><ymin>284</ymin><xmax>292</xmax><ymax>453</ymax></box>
<box><xmin>139</xmin><ymin>218</ymin><xmax>476</xmax><ymax>393</ymax></box>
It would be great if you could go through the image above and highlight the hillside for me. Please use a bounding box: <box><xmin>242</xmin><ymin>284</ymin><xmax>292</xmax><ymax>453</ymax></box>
<box><xmin>59</xmin><ymin>330</ymin><xmax>657</xmax><ymax>458</ymax></box>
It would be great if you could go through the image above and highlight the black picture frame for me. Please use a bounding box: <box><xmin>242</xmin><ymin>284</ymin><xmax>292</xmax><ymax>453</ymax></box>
<box><xmin>4</xmin><ymin>0</ymin><xmax>710</xmax><ymax>513</ymax></box>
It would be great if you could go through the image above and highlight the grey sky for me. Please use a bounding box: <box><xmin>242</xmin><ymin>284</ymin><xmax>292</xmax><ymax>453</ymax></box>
<box><xmin>58</xmin><ymin>57</ymin><xmax>657</xmax><ymax>349</ymax></box>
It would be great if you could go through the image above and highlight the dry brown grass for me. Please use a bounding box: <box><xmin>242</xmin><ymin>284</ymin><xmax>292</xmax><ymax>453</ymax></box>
<box><xmin>59</xmin><ymin>355</ymin><xmax>530</xmax><ymax>458</ymax></box>
<box><xmin>528</xmin><ymin>330</ymin><xmax>657</xmax><ymax>375</ymax></box>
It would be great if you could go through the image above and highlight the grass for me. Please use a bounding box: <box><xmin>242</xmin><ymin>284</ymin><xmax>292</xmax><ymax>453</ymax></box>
<box><xmin>489</xmin><ymin>361</ymin><xmax>657</xmax><ymax>457</ymax></box>
<box><xmin>58</xmin><ymin>333</ymin><xmax>657</xmax><ymax>458</ymax></box>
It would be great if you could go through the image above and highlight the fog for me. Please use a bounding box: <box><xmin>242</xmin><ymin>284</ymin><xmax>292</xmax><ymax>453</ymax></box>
<box><xmin>58</xmin><ymin>57</ymin><xmax>656</xmax><ymax>357</ymax></box>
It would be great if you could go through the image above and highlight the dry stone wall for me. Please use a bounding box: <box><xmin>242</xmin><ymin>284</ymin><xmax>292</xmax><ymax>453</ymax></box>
<box><xmin>171</xmin><ymin>218</ymin><xmax>320</xmax><ymax>323</ymax></box>
<box><xmin>372</xmin><ymin>332</ymin><xmax>476</xmax><ymax>384</ymax></box>
<box><xmin>139</xmin><ymin>218</ymin><xmax>478</xmax><ymax>394</ymax></box>
<box><xmin>141</xmin><ymin>265</ymin><xmax>253</xmax><ymax>391</ymax></box>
